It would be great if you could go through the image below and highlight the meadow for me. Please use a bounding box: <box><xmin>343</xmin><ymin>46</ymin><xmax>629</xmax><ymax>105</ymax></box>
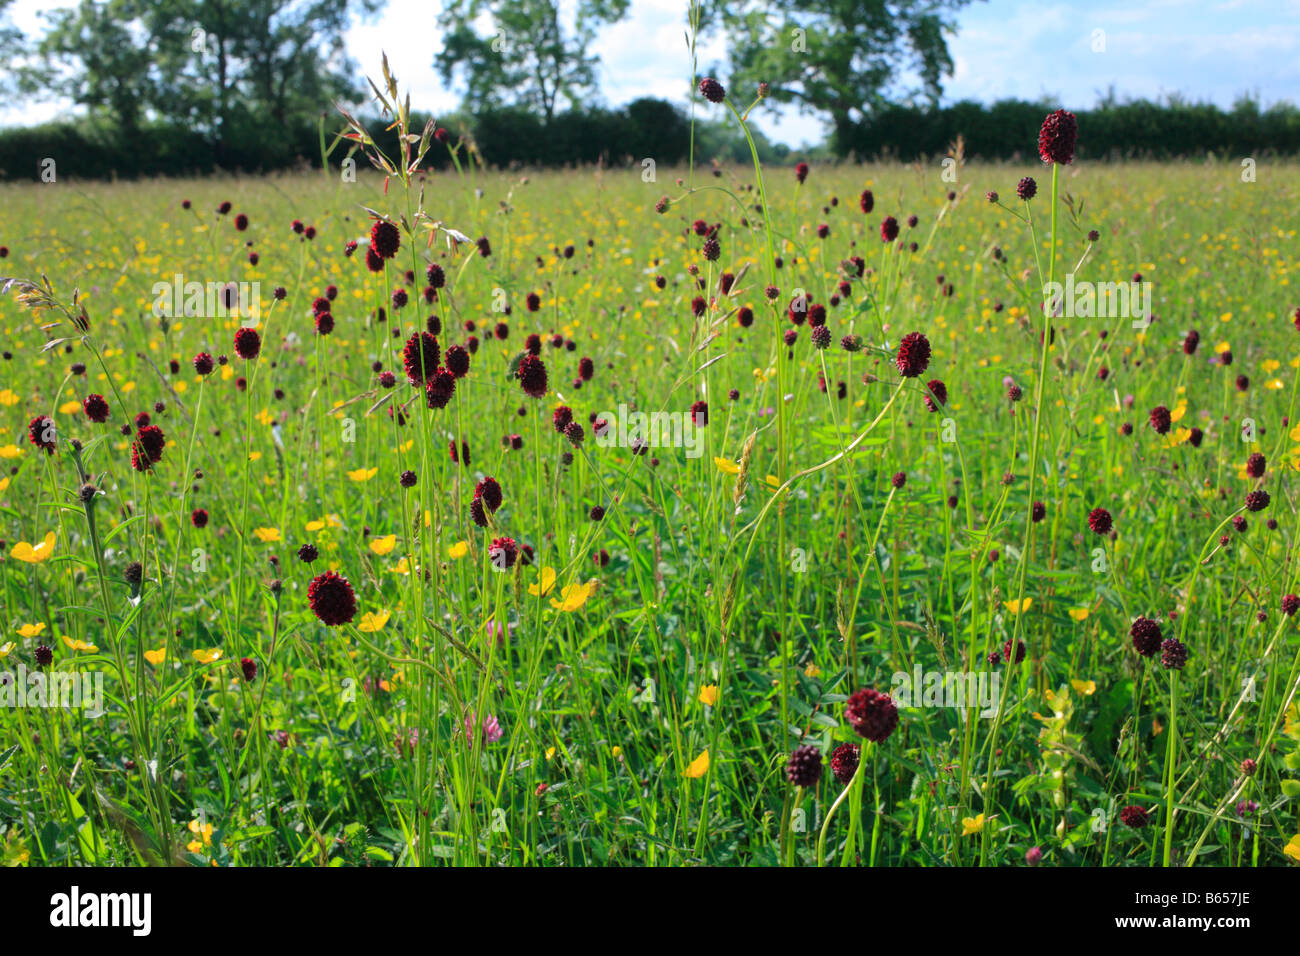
<box><xmin>1</xmin><ymin>94</ymin><xmax>1299</xmax><ymax>866</ymax></box>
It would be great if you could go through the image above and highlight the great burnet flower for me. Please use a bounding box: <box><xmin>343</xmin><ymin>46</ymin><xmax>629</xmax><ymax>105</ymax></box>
<box><xmin>1130</xmin><ymin>617</ymin><xmax>1163</xmax><ymax>657</ymax></box>
<box><xmin>307</xmin><ymin>571</ymin><xmax>356</xmax><ymax>626</ymax></box>
<box><xmin>402</xmin><ymin>331</ymin><xmax>441</xmax><ymax>385</ymax></box>
<box><xmin>785</xmin><ymin>745</ymin><xmax>823</xmax><ymax>787</ymax></box>
<box><xmin>894</xmin><ymin>331</ymin><xmax>931</xmax><ymax>378</ymax></box>
<box><xmin>1087</xmin><ymin>507</ymin><xmax>1113</xmax><ymax>535</ymax></box>
<box><xmin>369</xmin><ymin>220</ymin><xmax>400</xmax><ymax>259</ymax></box>
<box><xmin>1037</xmin><ymin>109</ymin><xmax>1078</xmax><ymax>165</ymax></box>
<box><xmin>844</xmin><ymin>687</ymin><xmax>898</xmax><ymax>742</ymax></box>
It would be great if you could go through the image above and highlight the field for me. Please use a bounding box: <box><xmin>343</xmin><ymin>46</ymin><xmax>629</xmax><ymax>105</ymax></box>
<box><xmin>2</xmin><ymin>114</ymin><xmax>1299</xmax><ymax>867</ymax></box>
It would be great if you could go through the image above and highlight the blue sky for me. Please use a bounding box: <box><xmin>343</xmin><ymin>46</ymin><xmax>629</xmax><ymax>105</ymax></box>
<box><xmin>5</xmin><ymin>0</ymin><xmax>1299</xmax><ymax>147</ymax></box>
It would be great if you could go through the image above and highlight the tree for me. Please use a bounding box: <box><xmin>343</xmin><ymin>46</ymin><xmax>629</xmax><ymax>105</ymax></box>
<box><xmin>436</xmin><ymin>0</ymin><xmax>629</xmax><ymax>124</ymax></box>
<box><xmin>720</xmin><ymin>0</ymin><xmax>976</xmax><ymax>152</ymax></box>
<box><xmin>31</xmin><ymin>0</ymin><xmax>159</xmax><ymax>135</ymax></box>
<box><xmin>30</xmin><ymin>0</ymin><xmax>378</xmax><ymax>154</ymax></box>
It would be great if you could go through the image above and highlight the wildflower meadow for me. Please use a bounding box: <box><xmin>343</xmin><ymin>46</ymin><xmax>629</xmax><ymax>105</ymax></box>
<box><xmin>2</xmin><ymin>55</ymin><xmax>1299</xmax><ymax>885</ymax></box>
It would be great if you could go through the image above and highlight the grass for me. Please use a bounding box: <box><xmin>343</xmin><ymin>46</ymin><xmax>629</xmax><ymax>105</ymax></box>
<box><xmin>1</xmin><ymin>90</ymin><xmax>1299</xmax><ymax>866</ymax></box>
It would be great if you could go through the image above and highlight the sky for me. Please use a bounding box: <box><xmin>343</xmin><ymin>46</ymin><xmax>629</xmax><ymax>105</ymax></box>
<box><xmin>5</xmin><ymin>0</ymin><xmax>1299</xmax><ymax>147</ymax></box>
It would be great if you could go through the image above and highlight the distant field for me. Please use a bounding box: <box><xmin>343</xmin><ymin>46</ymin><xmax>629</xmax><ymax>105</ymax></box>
<box><xmin>1</xmin><ymin>155</ymin><xmax>1298</xmax><ymax>866</ymax></box>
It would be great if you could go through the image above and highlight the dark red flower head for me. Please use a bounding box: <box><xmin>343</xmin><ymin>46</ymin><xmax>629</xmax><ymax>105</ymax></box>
<box><xmin>923</xmin><ymin>379</ymin><xmax>947</xmax><ymax>412</ymax></box>
<box><xmin>698</xmin><ymin>77</ymin><xmax>726</xmax><ymax>103</ymax></box>
<box><xmin>307</xmin><ymin>571</ymin><xmax>357</xmax><ymax>627</ymax></box>
<box><xmin>1119</xmin><ymin>805</ymin><xmax>1149</xmax><ymax>828</ymax></box>
<box><xmin>895</xmin><ymin>331</ymin><xmax>931</xmax><ymax>378</ymax></box>
<box><xmin>1160</xmin><ymin>637</ymin><xmax>1188</xmax><ymax>670</ymax></box>
<box><xmin>844</xmin><ymin>687</ymin><xmax>899</xmax><ymax>742</ymax></box>
<box><xmin>402</xmin><ymin>331</ymin><xmax>441</xmax><ymax>385</ymax></box>
<box><xmin>785</xmin><ymin>745</ymin><xmax>822</xmax><ymax>787</ymax></box>
<box><xmin>370</xmin><ymin>220</ymin><xmax>401</xmax><ymax>259</ymax></box>
<box><xmin>1037</xmin><ymin>109</ymin><xmax>1078</xmax><ymax>165</ymax></box>
<box><xmin>1246</xmin><ymin>452</ymin><xmax>1265</xmax><ymax>478</ymax></box>
<box><xmin>28</xmin><ymin>415</ymin><xmax>56</xmax><ymax>454</ymax></box>
<box><xmin>475</xmin><ymin>476</ymin><xmax>503</xmax><ymax>513</ymax></box>
<box><xmin>795</xmin><ymin>162</ymin><xmax>809</xmax><ymax>184</ymax></box>
<box><xmin>829</xmin><ymin>743</ymin><xmax>860</xmax><ymax>784</ymax></box>
<box><xmin>1281</xmin><ymin>594</ymin><xmax>1300</xmax><ymax>616</ymax></box>
<box><xmin>83</xmin><ymin>394</ymin><xmax>110</xmax><ymax>423</ymax></box>
<box><xmin>489</xmin><ymin>536</ymin><xmax>518</xmax><ymax>569</ymax></box>
<box><xmin>445</xmin><ymin>344</ymin><xmax>470</xmax><ymax>378</ymax></box>
<box><xmin>1245</xmin><ymin>489</ymin><xmax>1270</xmax><ymax>513</ymax></box>
<box><xmin>880</xmin><ymin>216</ymin><xmax>900</xmax><ymax>242</ymax></box>
<box><xmin>424</xmin><ymin>368</ymin><xmax>457</xmax><ymax>409</ymax></box>
<box><xmin>240</xmin><ymin>657</ymin><xmax>257</xmax><ymax>682</ymax></box>
<box><xmin>233</xmin><ymin>327</ymin><xmax>261</xmax><ymax>360</ymax></box>
<box><xmin>552</xmin><ymin>405</ymin><xmax>574</xmax><ymax>434</ymax></box>
<box><xmin>1016</xmin><ymin>177</ymin><xmax>1037</xmax><ymax>201</ymax></box>
<box><xmin>859</xmin><ymin>190</ymin><xmax>874</xmax><ymax>214</ymax></box>
<box><xmin>1087</xmin><ymin>507</ymin><xmax>1112</xmax><ymax>535</ymax></box>
<box><xmin>516</xmin><ymin>354</ymin><xmax>548</xmax><ymax>398</ymax></box>
<box><xmin>1130</xmin><ymin>616</ymin><xmax>1163</xmax><ymax>657</ymax></box>
<box><xmin>193</xmin><ymin>352</ymin><xmax>214</xmax><ymax>375</ymax></box>
<box><xmin>1148</xmin><ymin>405</ymin><xmax>1171</xmax><ymax>434</ymax></box>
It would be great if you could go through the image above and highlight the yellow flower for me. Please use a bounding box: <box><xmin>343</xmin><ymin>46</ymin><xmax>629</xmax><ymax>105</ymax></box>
<box><xmin>545</xmin><ymin>746</ymin><xmax>556</xmax><ymax>761</ymax></box>
<box><xmin>1068</xmin><ymin>608</ymin><xmax>1090</xmax><ymax>622</ymax></box>
<box><xmin>17</xmin><ymin>623</ymin><xmax>46</xmax><ymax>639</ymax></box>
<box><xmin>253</xmin><ymin>527</ymin><xmax>280</xmax><ymax>543</ymax></box>
<box><xmin>347</xmin><ymin>467</ymin><xmax>378</xmax><ymax>482</ymax></box>
<box><xmin>961</xmin><ymin>813</ymin><xmax>985</xmax><ymax>836</ymax></box>
<box><xmin>550</xmin><ymin>580</ymin><xmax>596</xmax><ymax>611</ymax></box>
<box><xmin>369</xmin><ymin>534</ymin><xmax>397</xmax><ymax>555</ymax></box>
<box><xmin>0</xmin><ymin>477</ymin><xmax>8</xmax><ymax>493</ymax></box>
<box><xmin>192</xmin><ymin>649</ymin><xmax>223</xmax><ymax>664</ymax></box>
<box><xmin>255</xmin><ymin>408</ymin><xmax>275</xmax><ymax>426</ymax></box>
<box><xmin>1070</xmin><ymin>679</ymin><xmax>1097</xmax><ymax>696</ymax></box>
<box><xmin>0</xmin><ymin>444</ymin><xmax>23</xmax><ymax>459</ymax></box>
<box><xmin>0</xmin><ymin>389</ymin><xmax>20</xmax><ymax>407</ymax></box>
<box><xmin>804</xmin><ymin>663</ymin><xmax>822</xmax><ymax>678</ymax></box>
<box><xmin>61</xmin><ymin>635</ymin><xmax>98</xmax><ymax>653</ymax></box>
<box><xmin>1003</xmin><ymin>597</ymin><xmax>1033</xmax><ymax>614</ymax></box>
<box><xmin>699</xmin><ymin>684</ymin><xmax>719</xmax><ymax>706</ymax></box>
<box><xmin>683</xmin><ymin>750</ymin><xmax>710</xmax><ymax>778</ymax></box>
<box><xmin>448</xmin><ymin>540</ymin><xmax>469</xmax><ymax>559</ymax></box>
<box><xmin>305</xmin><ymin>519</ymin><xmax>326</xmax><ymax>532</ymax></box>
<box><xmin>392</xmin><ymin>556</ymin><xmax>412</xmax><ymax>575</ymax></box>
<box><xmin>528</xmin><ymin>566</ymin><xmax>557</xmax><ymax>596</ymax></box>
<box><xmin>1285</xmin><ymin>834</ymin><xmax>1300</xmax><ymax>862</ymax></box>
<box><xmin>358</xmin><ymin>609</ymin><xmax>390</xmax><ymax>633</ymax></box>
<box><xmin>10</xmin><ymin>531</ymin><xmax>57</xmax><ymax>563</ymax></box>
<box><xmin>58</xmin><ymin>399</ymin><xmax>82</xmax><ymax>415</ymax></box>
<box><xmin>144</xmin><ymin>648</ymin><xmax>167</xmax><ymax>666</ymax></box>
<box><xmin>0</xmin><ymin>642</ymin><xmax>16</xmax><ymax>660</ymax></box>
<box><xmin>714</xmin><ymin>456</ymin><xmax>739</xmax><ymax>475</ymax></box>
<box><xmin>187</xmin><ymin>819</ymin><xmax>214</xmax><ymax>847</ymax></box>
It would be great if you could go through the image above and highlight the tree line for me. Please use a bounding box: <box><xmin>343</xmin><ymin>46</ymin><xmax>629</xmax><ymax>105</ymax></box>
<box><xmin>0</xmin><ymin>0</ymin><xmax>1294</xmax><ymax>180</ymax></box>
